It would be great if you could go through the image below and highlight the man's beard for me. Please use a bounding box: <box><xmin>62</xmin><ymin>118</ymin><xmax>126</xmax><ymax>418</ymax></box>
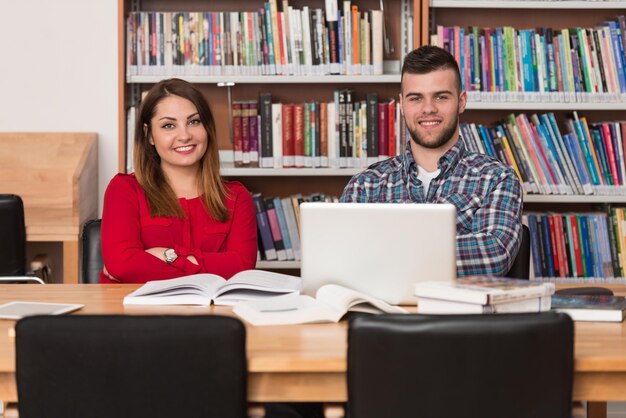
<box><xmin>407</xmin><ymin>114</ymin><xmax>459</xmax><ymax>150</ymax></box>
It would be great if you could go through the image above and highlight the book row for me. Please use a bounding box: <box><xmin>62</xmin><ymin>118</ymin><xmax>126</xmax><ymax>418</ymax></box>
<box><xmin>253</xmin><ymin>192</ymin><xmax>338</xmax><ymax>262</ymax></box>
<box><xmin>461</xmin><ymin>113</ymin><xmax>626</xmax><ymax>195</ymax></box>
<box><xmin>525</xmin><ymin>208</ymin><xmax>626</xmax><ymax>280</ymax></box>
<box><xmin>233</xmin><ymin>90</ymin><xmax>408</xmax><ymax>168</ymax></box>
<box><xmin>126</xmin><ymin>0</ymin><xmax>385</xmax><ymax>77</ymax></box>
<box><xmin>431</xmin><ymin>16</ymin><xmax>626</xmax><ymax>102</ymax></box>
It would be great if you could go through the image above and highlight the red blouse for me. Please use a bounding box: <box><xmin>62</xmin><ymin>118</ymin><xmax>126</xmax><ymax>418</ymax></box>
<box><xmin>100</xmin><ymin>174</ymin><xmax>257</xmax><ymax>283</ymax></box>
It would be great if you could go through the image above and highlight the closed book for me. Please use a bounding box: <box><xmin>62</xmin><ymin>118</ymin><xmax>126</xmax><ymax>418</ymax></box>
<box><xmin>264</xmin><ymin>198</ymin><xmax>288</xmax><ymax>261</ymax></box>
<box><xmin>232</xmin><ymin>101</ymin><xmax>243</xmax><ymax>167</ymax></box>
<box><xmin>252</xmin><ymin>194</ymin><xmax>277</xmax><ymax>261</ymax></box>
<box><xmin>551</xmin><ymin>294</ymin><xmax>626</xmax><ymax>322</ymax></box>
<box><xmin>259</xmin><ymin>92</ymin><xmax>274</xmax><ymax>168</ymax></box>
<box><xmin>282</xmin><ymin>103</ymin><xmax>295</xmax><ymax>167</ymax></box>
<box><xmin>414</xmin><ymin>277</ymin><xmax>555</xmax><ymax>305</ymax></box>
<box><xmin>417</xmin><ymin>296</ymin><xmax>551</xmax><ymax>315</ymax></box>
<box><xmin>294</xmin><ymin>103</ymin><xmax>305</xmax><ymax>167</ymax></box>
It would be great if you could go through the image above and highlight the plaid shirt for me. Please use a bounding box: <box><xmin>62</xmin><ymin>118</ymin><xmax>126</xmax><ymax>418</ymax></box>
<box><xmin>340</xmin><ymin>139</ymin><xmax>523</xmax><ymax>276</ymax></box>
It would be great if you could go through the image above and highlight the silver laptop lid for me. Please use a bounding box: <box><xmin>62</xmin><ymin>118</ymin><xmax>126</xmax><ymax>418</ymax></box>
<box><xmin>300</xmin><ymin>202</ymin><xmax>457</xmax><ymax>305</ymax></box>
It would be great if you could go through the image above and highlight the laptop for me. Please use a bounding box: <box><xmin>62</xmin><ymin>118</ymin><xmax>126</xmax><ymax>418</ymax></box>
<box><xmin>300</xmin><ymin>202</ymin><xmax>457</xmax><ymax>305</ymax></box>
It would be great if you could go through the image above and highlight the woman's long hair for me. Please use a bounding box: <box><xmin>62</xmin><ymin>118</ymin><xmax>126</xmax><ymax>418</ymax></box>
<box><xmin>134</xmin><ymin>78</ymin><xmax>229</xmax><ymax>222</ymax></box>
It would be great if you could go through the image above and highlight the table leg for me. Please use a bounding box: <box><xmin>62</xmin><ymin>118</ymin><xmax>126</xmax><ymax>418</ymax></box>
<box><xmin>63</xmin><ymin>241</ymin><xmax>79</xmax><ymax>284</ymax></box>
<box><xmin>587</xmin><ymin>401</ymin><xmax>607</xmax><ymax>418</ymax></box>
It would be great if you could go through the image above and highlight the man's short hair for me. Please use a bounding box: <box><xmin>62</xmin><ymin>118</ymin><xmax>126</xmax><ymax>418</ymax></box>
<box><xmin>401</xmin><ymin>46</ymin><xmax>462</xmax><ymax>93</ymax></box>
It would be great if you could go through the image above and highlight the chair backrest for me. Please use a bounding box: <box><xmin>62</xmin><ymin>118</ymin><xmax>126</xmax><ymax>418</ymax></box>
<box><xmin>348</xmin><ymin>312</ymin><xmax>574</xmax><ymax>418</ymax></box>
<box><xmin>16</xmin><ymin>315</ymin><xmax>247</xmax><ymax>418</ymax></box>
<box><xmin>0</xmin><ymin>194</ymin><xmax>26</xmax><ymax>276</ymax></box>
<box><xmin>81</xmin><ymin>219</ymin><xmax>102</xmax><ymax>283</ymax></box>
<box><xmin>505</xmin><ymin>224</ymin><xmax>530</xmax><ymax>279</ymax></box>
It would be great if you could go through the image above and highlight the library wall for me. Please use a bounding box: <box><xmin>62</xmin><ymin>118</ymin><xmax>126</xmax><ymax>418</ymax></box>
<box><xmin>0</xmin><ymin>0</ymin><xmax>119</xmax><ymax>215</ymax></box>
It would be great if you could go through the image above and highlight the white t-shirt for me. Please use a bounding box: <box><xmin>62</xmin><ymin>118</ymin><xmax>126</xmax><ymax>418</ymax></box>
<box><xmin>417</xmin><ymin>165</ymin><xmax>441</xmax><ymax>196</ymax></box>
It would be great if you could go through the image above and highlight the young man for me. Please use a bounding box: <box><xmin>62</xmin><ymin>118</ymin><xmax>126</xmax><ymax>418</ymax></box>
<box><xmin>340</xmin><ymin>46</ymin><xmax>523</xmax><ymax>276</ymax></box>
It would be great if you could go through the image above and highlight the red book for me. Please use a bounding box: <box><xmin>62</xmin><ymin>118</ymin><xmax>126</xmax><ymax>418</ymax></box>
<box><xmin>554</xmin><ymin>215</ymin><xmax>570</xmax><ymax>277</ymax></box>
<box><xmin>294</xmin><ymin>104</ymin><xmax>305</xmax><ymax>168</ymax></box>
<box><xmin>547</xmin><ymin>216</ymin><xmax>560</xmax><ymax>277</ymax></box>
<box><xmin>282</xmin><ymin>104</ymin><xmax>295</xmax><ymax>167</ymax></box>
<box><xmin>601</xmin><ymin>123</ymin><xmax>619</xmax><ymax>186</ymax></box>
<box><xmin>568</xmin><ymin>215</ymin><xmax>584</xmax><ymax>277</ymax></box>
<box><xmin>320</xmin><ymin>102</ymin><xmax>328</xmax><ymax>166</ymax></box>
<box><xmin>377</xmin><ymin>102</ymin><xmax>389</xmax><ymax>159</ymax></box>
<box><xmin>387</xmin><ymin>99</ymin><xmax>396</xmax><ymax>157</ymax></box>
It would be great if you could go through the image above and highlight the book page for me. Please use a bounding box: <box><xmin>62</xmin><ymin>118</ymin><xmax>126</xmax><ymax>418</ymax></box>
<box><xmin>215</xmin><ymin>270</ymin><xmax>302</xmax><ymax>299</ymax></box>
<box><xmin>123</xmin><ymin>273</ymin><xmax>226</xmax><ymax>305</ymax></box>
<box><xmin>233</xmin><ymin>293</ymin><xmax>340</xmax><ymax>325</ymax></box>
<box><xmin>315</xmin><ymin>284</ymin><xmax>408</xmax><ymax>315</ymax></box>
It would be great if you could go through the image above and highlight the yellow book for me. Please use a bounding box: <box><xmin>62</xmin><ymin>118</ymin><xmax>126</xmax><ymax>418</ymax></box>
<box><xmin>500</xmin><ymin>131</ymin><xmax>523</xmax><ymax>184</ymax></box>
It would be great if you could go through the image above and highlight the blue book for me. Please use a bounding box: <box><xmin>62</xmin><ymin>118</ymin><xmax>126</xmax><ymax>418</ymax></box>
<box><xmin>526</xmin><ymin>214</ymin><xmax>543</xmax><ymax>278</ymax></box>
<box><xmin>563</xmin><ymin>133</ymin><xmax>593</xmax><ymax>193</ymax></box>
<box><xmin>569</xmin><ymin>116</ymin><xmax>601</xmax><ymax>186</ymax></box>
<box><xmin>520</xmin><ymin>30</ymin><xmax>535</xmax><ymax>92</ymax></box>
<box><xmin>578</xmin><ymin>215</ymin><xmax>593</xmax><ymax>277</ymax></box>
<box><xmin>605</xmin><ymin>21</ymin><xmax>626</xmax><ymax>93</ymax></box>
<box><xmin>540</xmin><ymin>215</ymin><xmax>555</xmax><ymax>278</ymax></box>
<box><xmin>586</xmin><ymin>215</ymin><xmax>602</xmax><ymax>278</ymax></box>
<box><xmin>589</xmin><ymin>126</ymin><xmax>613</xmax><ymax>186</ymax></box>
<box><xmin>273</xmin><ymin>197</ymin><xmax>294</xmax><ymax>260</ymax></box>
<box><xmin>459</xmin><ymin>27</ymin><xmax>466</xmax><ymax>91</ymax></box>
<box><xmin>496</xmin><ymin>27</ymin><xmax>505</xmax><ymax>92</ymax></box>
<box><xmin>252</xmin><ymin>194</ymin><xmax>277</xmax><ymax>261</ymax></box>
<box><xmin>478</xmin><ymin>124</ymin><xmax>496</xmax><ymax>158</ymax></box>
<box><xmin>540</xmin><ymin>113</ymin><xmax>581</xmax><ymax>194</ymax></box>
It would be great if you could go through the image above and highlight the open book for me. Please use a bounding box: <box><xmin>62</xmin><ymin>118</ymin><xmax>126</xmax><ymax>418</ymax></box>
<box><xmin>123</xmin><ymin>270</ymin><xmax>302</xmax><ymax>306</ymax></box>
<box><xmin>233</xmin><ymin>284</ymin><xmax>408</xmax><ymax>325</ymax></box>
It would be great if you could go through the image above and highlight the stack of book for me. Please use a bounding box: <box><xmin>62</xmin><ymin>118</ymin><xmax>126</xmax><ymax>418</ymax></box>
<box><xmin>414</xmin><ymin>277</ymin><xmax>555</xmax><ymax>314</ymax></box>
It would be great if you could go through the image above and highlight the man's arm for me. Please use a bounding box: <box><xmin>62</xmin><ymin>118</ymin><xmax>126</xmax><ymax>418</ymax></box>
<box><xmin>456</xmin><ymin>168</ymin><xmax>523</xmax><ymax>276</ymax></box>
<box><xmin>340</xmin><ymin>174</ymin><xmax>372</xmax><ymax>202</ymax></box>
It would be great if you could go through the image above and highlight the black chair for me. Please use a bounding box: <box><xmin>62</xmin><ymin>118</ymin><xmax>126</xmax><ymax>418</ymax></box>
<box><xmin>16</xmin><ymin>315</ymin><xmax>247</xmax><ymax>418</ymax></box>
<box><xmin>0</xmin><ymin>194</ymin><xmax>27</xmax><ymax>276</ymax></box>
<box><xmin>81</xmin><ymin>218</ymin><xmax>102</xmax><ymax>283</ymax></box>
<box><xmin>505</xmin><ymin>224</ymin><xmax>530</xmax><ymax>279</ymax></box>
<box><xmin>348</xmin><ymin>312</ymin><xmax>574</xmax><ymax>418</ymax></box>
<box><xmin>0</xmin><ymin>194</ymin><xmax>48</xmax><ymax>282</ymax></box>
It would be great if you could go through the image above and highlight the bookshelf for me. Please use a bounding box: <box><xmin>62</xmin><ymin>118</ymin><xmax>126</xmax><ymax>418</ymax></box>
<box><xmin>117</xmin><ymin>0</ymin><xmax>416</xmax><ymax>270</ymax></box>
<box><xmin>118</xmin><ymin>0</ymin><xmax>626</xmax><ymax>275</ymax></box>
<box><xmin>424</xmin><ymin>0</ymin><xmax>626</xmax><ymax>281</ymax></box>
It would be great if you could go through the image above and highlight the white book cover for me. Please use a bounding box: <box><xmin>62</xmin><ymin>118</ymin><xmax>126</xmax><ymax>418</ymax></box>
<box><xmin>414</xmin><ymin>277</ymin><xmax>555</xmax><ymax>305</ymax></box>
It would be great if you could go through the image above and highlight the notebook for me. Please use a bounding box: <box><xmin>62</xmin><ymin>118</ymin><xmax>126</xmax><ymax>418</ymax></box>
<box><xmin>300</xmin><ymin>202</ymin><xmax>457</xmax><ymax>305</ymax></box>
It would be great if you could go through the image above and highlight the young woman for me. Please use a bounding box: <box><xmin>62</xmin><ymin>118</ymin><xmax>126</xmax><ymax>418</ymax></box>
<box><xmin>100</xmin><ymin>78</ymin><xmax>257</xmax><ymax>283</ymax></box>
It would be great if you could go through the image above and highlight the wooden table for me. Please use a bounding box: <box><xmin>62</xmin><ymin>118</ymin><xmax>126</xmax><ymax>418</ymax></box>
<box><xmin>1</xmin><ymin>284</ymin><xmax>626</xmax><ymax>418</ymax></box>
